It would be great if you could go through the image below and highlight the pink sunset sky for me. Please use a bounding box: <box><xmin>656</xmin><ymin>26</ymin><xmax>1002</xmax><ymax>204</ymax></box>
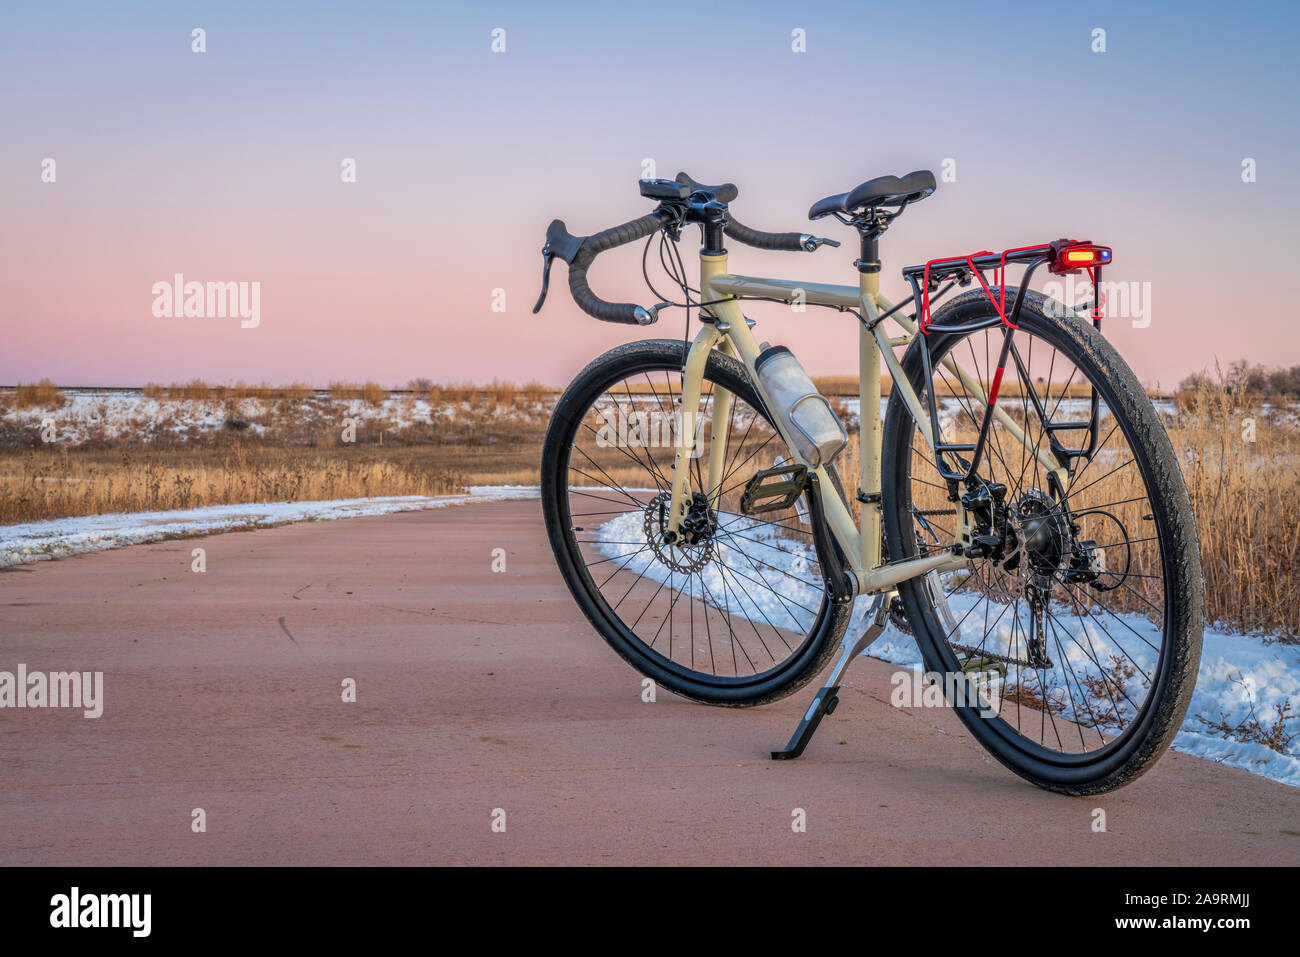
<box><xmin>3</xmin><ymin>1</ymin><xmax>1297</xmax><ymax>390</ymax></box>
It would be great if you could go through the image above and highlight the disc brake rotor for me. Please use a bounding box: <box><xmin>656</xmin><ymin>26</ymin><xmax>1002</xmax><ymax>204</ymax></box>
<box><xmin>643</xmin><ymin>491</ymin><xmax>715</xmax><ymax>574</ymax></box>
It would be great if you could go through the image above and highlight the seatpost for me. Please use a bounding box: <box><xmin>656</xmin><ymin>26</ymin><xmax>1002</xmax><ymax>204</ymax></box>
<box><xmin>859</xmin><ymin>268</ymin><xmax>882</xmax><ymax>574</ymax></box>
<box><xmin>856</xmin><ymin>232</ymin><xmax>880</xmax><ymax>274</ymax></box>
<box><xmin>853</xmin><ymin>212</ymin><xmax>884</xmax><ymax>575</ymax></box>
<box><xmin>852</xmin><ymin>207</ymin><xmax>888</xmax><ymax>274</ymax></box>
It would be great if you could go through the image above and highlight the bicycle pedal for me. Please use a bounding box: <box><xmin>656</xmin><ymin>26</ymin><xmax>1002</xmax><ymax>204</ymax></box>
<box><xmin>740</xmin><ymin>464</ymin><xmax>808</xmax><ymax>515</ymax></box>
<box><xmin>960</xmin><ymin>655</ymin><xmax>1007</xmax><ymax>678</ymax></box>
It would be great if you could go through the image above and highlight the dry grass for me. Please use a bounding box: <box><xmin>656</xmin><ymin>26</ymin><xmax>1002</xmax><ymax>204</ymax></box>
<box><xmin>487</xmin><ymin>379</ymin><xmax>516</xmax><ymax>407</ymax></box>
<box><xmin>880</xmin><ymin>372</ymin><xmax>1300</xmax><ymax>639</ymax></box>
<box><xmin>413</xmin><ymin>380</ymin><xmax>555</xmax><ymax>408</ymax></box>
<box><xmin>0</xmin><ymin>385</ymin><xmax>552</xmax><ymax>522</ymax></box>
<box><xmin>1172</xmin><ymin>380</ymin><xmax>1300</xmax><ymax>637</ymax></box>
<box><xmin>14</xmin><ymin>379</ymin><xmax>66</xmax><ymax>409</ymax></box>
<box><xmin>85</xmin><ymin>378</ymin><xmax>557</xmax><ymax>408</ymax></box>
<box><xmin>1195</xmin><ymin>675</ymin><xmax>1297</xmax><ymax>752</ymax></box>
<box><xmin>812</xmin><ymin>373</ymin><xmax>1095</xmax><ymax>398</ymax></box>
<box><xmin>0</xmin><ymin>446</ymin><xmax>465</xmax><ymax>523</ymax></box>
<box><xmin>143</xmin><ymin>380</ymin><xmax>316</xmax><ymax>401</ymax></box>
<box><xmin>327</xmin><ymin>381</ymin><xmax>388</xmax><ymax>405</ymax></box>
<box><xmin>5</xmin><ymin>371</ymin><xmax>1296</xmax><ymax>639</ymax></box>
<box><xmin>441</xmin><ymin>382</ymin><xmax>478</xmax><ymax>403</ymax></box>
<box><xmin>812</xmin><ymin>375</ymin><xmax>868</xmax><ymax>397</ymax></box>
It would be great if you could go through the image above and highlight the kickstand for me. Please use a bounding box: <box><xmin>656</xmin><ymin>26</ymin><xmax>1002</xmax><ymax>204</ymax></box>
<box><xmin>771</xmin><ymin>594</ymin><xmax>891</xmax><ymax>760</ymax></box>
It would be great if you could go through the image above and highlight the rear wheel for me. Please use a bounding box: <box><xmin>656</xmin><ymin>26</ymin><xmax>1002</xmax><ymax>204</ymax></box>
<box><xmin>882</xmin><ymin>290</ymin><xmax>1203</xmax><ymax>794</ymax></box>
<box><xmin>541</xmin><ymin>339</ymin><xmax>851</xmax><ymax>706</ymax></box>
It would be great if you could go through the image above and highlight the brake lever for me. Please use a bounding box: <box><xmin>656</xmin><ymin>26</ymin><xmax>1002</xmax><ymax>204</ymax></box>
<box><xmin>637</xmin><ymin>300</ymin><xmax>676</xmax><ymax>327</ymax></box>
<box><xmin>800</xmin><ymin>234</ymin><xmax>841</xmax><ymax>253</ymax></box>
<box><xmin>532</xmin><ymin>244</ymin><xmax>555</xmax><ymax>314</ymax></box>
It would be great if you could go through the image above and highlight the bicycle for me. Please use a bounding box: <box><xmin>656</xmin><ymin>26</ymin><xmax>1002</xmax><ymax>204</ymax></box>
<box><xmin>532</xmin><ymin>170</ymin><xmax>1203</xmax><ymax>794</ymax></box>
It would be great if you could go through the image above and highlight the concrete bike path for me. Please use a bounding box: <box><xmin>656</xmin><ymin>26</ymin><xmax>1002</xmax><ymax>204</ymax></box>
<box><xmin>1</xmin><ymin>500</ymin><xmax>1297</xmax><ymax>865</ymax></box>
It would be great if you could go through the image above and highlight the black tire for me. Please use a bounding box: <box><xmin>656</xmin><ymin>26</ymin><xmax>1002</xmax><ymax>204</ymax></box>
<box><xmin>541</xmin><ymin>339</ymin><xmax>852</xmax><ymax>706</ymax></box>
<box><xmin>882</xmin><ymin>289</ymin><xmax>1203</xmax><ymax>794</ymax></box>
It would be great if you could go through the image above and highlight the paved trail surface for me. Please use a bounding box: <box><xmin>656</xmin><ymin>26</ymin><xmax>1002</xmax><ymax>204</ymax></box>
<box><xmin>2</xmin><ymin>501</ymin><xmax>1297</xmax><ymax>865</ymax></box>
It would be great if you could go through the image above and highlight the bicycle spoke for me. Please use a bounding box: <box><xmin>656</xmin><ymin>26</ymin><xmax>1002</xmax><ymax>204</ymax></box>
<box><xmin>561</xmin><ymin>360</ymin><xmax>832</xmax><ymax>683</ymax></box>
<box><xmin>903</xmin><ymin>316</ymin><xmax>1174</xmax><ymax>760</ymax></box>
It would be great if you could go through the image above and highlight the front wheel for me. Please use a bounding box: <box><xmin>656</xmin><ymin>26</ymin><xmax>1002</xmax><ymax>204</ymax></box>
<box><xmin>541</xmin><ymin>339</ymin><xmax>852</xmax><ymax>706</ymax></box>
<box><xmin>882</xmin><ymin>289</ymin><xmax>1204</xmax><ymax>794</ymax></box>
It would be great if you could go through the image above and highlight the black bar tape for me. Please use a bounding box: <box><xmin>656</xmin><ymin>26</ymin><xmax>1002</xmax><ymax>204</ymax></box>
<box><xmin>675</xmin><ymin>171</ymin><xmax>804</xmax><ymax>251</ymax></box>
<box><xmin>578</xmin><ymin>213</ymin><xmax>666</xmax><ymax>258</ymax></box>
<box><xmin>566</xmin><ymin>211</ymin><xmax>667</xmax><ymax>324</ymax></box>
<box><xmin>568</xmin><ymin>260</ymin><xmax>643</xmax><ymax>324</ymax></box>
<box><xmin>723</xmin><ymin>217</ymin><xmax>806</xmax><ymax>252</ymax></box>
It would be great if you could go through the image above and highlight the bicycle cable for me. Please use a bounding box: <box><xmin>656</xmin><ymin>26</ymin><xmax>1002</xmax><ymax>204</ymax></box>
<box><xmin>641</xmin><ymin>229</ymin><xmax>875</xmax><ymax>335</ymax></box>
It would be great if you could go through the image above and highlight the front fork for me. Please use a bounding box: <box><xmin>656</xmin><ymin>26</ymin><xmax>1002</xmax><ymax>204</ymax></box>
<box><xmin>666</xmin><ymin>252</ymin><xmax>745</xmax><ymax>540</ymax></box>
<box><xmin>706</xmin><ymin>345</ymin><xmax>736</xmax><ymax>513</ymax></box>
<box><xmin>663</xmin><ymin>322</ymin><xmax>721</xmax><ymax>542</ymax></box>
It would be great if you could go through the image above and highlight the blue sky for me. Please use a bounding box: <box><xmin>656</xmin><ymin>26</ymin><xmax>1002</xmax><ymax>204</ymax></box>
<box><xmin>2</xmin><ymin>0</ymin><xmax>1298</xmax><ymax>387</ymax></box>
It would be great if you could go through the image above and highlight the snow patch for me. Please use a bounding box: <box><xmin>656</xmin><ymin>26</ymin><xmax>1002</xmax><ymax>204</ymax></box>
<box><xmin>0</xmin><ymin>486</ymin><xmax>540</xmax><ymax>567</ymax></box>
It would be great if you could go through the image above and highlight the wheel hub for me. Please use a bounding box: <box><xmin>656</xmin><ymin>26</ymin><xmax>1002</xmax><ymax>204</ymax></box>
<box><xmin>962</xmin><ymin>482</ymin><xmax>1081</xmax><ymax>604</ymax></box>
<box><xmin>644</xmin><ymin>491</ymin><xmax>716</xmax><ymax>573</ymax></box>
<box><xmin>1013</xmin><ymin>489</ymin><xmax>1072</xmax><ymax>583</ymax></box>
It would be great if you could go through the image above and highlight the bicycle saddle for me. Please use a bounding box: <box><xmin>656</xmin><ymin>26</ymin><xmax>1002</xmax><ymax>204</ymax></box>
<box><xmin>808</xmin><ymin>170</ymin><xmax>936</xmax><ymax>220</ymax></box>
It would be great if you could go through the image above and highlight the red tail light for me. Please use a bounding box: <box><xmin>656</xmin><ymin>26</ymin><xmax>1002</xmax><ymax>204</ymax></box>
<box><xmin>1050</xmin><ymin>240</ymin><xmax>1111</xmax><ymax>274</ymax></box>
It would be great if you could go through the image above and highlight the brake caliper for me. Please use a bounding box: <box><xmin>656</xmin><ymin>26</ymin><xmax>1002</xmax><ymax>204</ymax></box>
<box><xmin>1063</xmin><ymin>537</ymin><xmax>1107</xmax><ymax>586</ymax></box>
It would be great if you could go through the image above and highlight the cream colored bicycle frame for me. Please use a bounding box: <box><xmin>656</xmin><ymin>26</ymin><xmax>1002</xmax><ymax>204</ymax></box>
<box><xmin>662</xmin><ymin>249</ymin><xmax>1067</xmax><ymax>597</ymax></box>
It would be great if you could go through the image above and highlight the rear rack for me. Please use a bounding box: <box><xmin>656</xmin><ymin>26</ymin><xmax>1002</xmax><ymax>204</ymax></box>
<box><xmin>903</xmin><ymin>245</ymin><xmax>1053</xmax><ymax>333</ymax></box>
<box><xmin>900</xmin><ymin>241</ymin><xmax>1107</xmax><ymax>484</ymax></box>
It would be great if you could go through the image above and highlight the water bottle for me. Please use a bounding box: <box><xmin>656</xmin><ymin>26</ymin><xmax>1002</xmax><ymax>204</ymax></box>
<box><xmin>754</xmin><ymin>345</ymin><xmax>847</xmax><ymax>467</ymax></box>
